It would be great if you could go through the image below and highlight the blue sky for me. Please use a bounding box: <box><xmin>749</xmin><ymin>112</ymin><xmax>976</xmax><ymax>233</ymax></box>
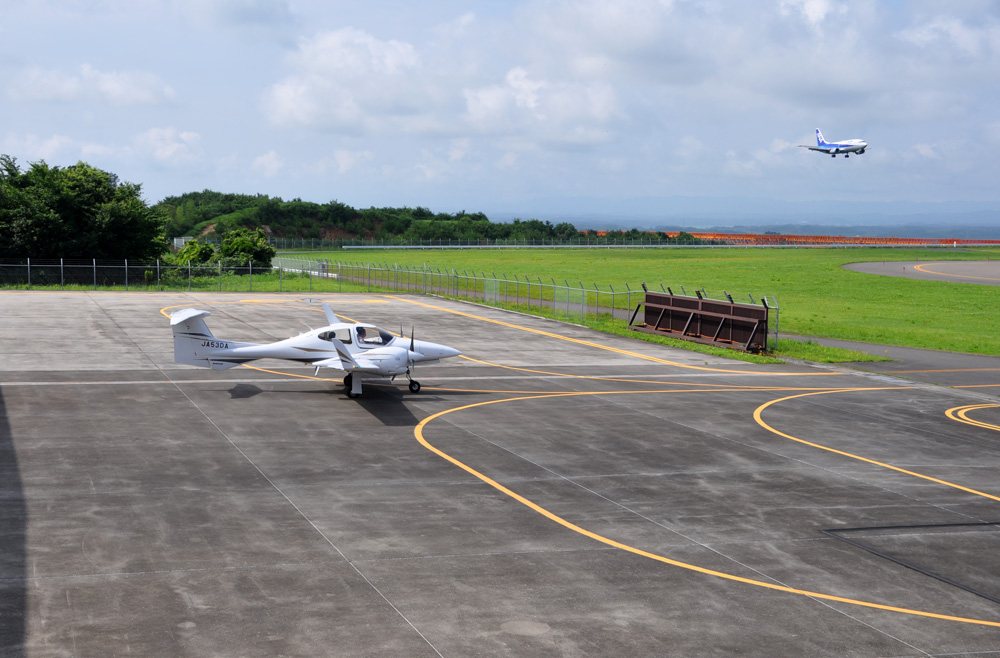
<box><xmin>2</xmin><ymin>0</ymin><xmax>999</xmax><ymax>226</ymax></box>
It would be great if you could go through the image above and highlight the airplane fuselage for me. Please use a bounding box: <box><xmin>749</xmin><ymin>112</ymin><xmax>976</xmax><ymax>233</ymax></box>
<box><xmin>192</xmin><ymin>323</ymin><xmax>455</xmax><ymax>371</ymax></box>
<box><xmin>170</xmin><ymin>306</ymin><xmax>461</xmax><ymax>396</ymax></box>
<box><xmin>801</xmin><ymin>129</ymin><xmax>867</xmax><ymax>158</ymax></box>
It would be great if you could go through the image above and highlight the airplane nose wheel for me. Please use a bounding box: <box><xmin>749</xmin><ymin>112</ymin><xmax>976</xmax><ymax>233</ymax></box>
<box><xmin>405</xmin><ymin>369</ymin><xmax>421</xmax><ymax>393</ymax></box>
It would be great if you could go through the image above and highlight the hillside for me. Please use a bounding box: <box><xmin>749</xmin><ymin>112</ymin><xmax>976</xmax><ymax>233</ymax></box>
<box><xmin>155</xmin><ymin>191</ymin><xmax>587</xmax><ymax>243</ymax></box>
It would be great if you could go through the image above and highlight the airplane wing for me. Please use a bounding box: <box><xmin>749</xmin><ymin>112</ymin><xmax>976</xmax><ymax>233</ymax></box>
<box><xmin>799</xmin><ymin>145</ymin><xmax>827</xmax><ymax>152</ymax></box>
<box><xmin>311</xmin><ymin>336</ymin><xmax>357</xmax><ymax>371</ymax></box>
<box><xmin>322</xmin><ymin>302</ymin><xmax>338</xmax><ymax>325</ymax></box>
<box><xmin>312</xmin><ymin>356</ymin><xmax>347</xmax><ymax>370</ymax></box>
<box><xmin>310</xmin><ymin>337</ymin><xmax>386</xmax><ymax>374</ymax></box>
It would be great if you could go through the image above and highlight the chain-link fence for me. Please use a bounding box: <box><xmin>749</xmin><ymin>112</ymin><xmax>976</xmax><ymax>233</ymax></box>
<box><xmin>1</xmin><ymin>256</ymin><xmax>777</xmax><ymax>341</ymax></box>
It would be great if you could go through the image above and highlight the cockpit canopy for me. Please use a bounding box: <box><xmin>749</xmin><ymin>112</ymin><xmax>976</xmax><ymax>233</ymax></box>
<box><xmin>355</xmin><ymin>326</ymin><xmax>394</xmax><ymax>347</ymax></box>
<box><xmin>317</xmin><ymin>325</ymin><xmax>395</xmax><ymax>348</ymax></box>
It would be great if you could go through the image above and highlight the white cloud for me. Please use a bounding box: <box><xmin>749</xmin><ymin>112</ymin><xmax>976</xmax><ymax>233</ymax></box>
<box><xmin>252</xmin><ymin>149</ymin><xmax>284</xmax><ymax>176</ymax></box>
<box><xmin>5</xmin><ymin>1</ymin><xmax>1000</xmax><ymax>209</ymax></box>
<box><xmin>986</xmin><ymin>120</ymin><xmax>1000</xmax><ymax>146</ymax></box>
<box><xmin>464</xmin><ymin>67</ymin><xmax>621</xmax><ymax>143</ymax></box>
<box><xmin>723</xmin><ymin>151</ymin><xmax>763</xmax><ymax>178</ymax></box>
<box><xmin>263</xmin><ymin>28</ymin><xmax>421</xmax><ymax>131</ymax></box>
<box><xmin>330</xmin><ymin>149</ymin><xmax>374</xmax><ymax>174</ymax></box>
<box><xmin>674</xmin><ymin>136</ymin><xmax>703</xmax><ymax>158</ymax></box>
<box><xmin>132</xmin><ymin>127</ymin><xmax>202</xmax><ymax>164</ymax></box>
<box><xmin>497</xmin><ymin>151</ymin><xmax>518</xmax><ymax>169</ymax></box>
<box><xmin>2</xmin><ymin>133</ymin><xmax>79</xmax><ymax>161</ymax></box>
<box><xmin>448</xmin><ymin>139</ymin><xmax>468</xmax><ymax>161</ymax></box>
<box><xmin>778</xmin><ymin>0</ymin><xmax>838</xmax><ymax>26</ymax></box>
<box><xmin>170</xmin><ymin>0</ymin><xmax>294</xmax><ymax>28</ymax></box>
<box><xmin>433</xmin><ymin>12</ymin><xmax>475</xmax><ymax>39</ymax></box>
<box><xmin>896</xmin><ymin>16</ymin><xmax>993</xmax><ymax>57</ymax></box>
<box><xmin>8</xmin><ymin>64</ymin><xmax>175</xmax><ymax>105</ymax></box>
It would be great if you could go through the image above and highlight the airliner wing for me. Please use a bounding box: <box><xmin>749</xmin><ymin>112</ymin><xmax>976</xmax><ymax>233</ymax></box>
<box><xmin>799</xmin><ymin>145</ymin><xmax>827</xmax><ymax>152</ymax></box>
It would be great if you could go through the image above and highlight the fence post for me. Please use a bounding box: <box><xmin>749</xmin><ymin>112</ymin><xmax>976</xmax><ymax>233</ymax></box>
<box><xmin>61</xmin><ymin>258</ymin><xmax>64</xmax><ymax>289</ymax></box>
<box><xmin>27</xmin><ymin>257</ymin><xmax>31</xmax><ymax>290</ymax></box>
<box><xmin>156</xmin><ymin>259</ymin><xmax>160</xmax><ymax>290</ymax></box>
<box><xmin>94</xmin><ymin>259</ymin><xmax>97</xmax><ymax>290</ymax></box>
<box><xmin>125</xmin><ymin>259</ymin><xmax>128</xmax><ymax>291</ymax></box>
<box><xmin>608</xmin><ymin>284</ymin><xmax>615</xmax><ymax>321</ymax></box>
<box><xmin>249</xmin><ymin>261</ymin><xmax>253</xmax><ymax>292</ymax></box>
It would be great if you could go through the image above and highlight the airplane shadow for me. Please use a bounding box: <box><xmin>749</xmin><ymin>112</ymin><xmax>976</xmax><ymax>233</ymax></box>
<box><xmin>226</xmin><ymin>382</ymin><xmax>482</xmax><ymax>427</ymax></box>
<box><xmin>0</xmin><ymin>389</ymin><xmax>27</xmax><ymax>657</ymax></box>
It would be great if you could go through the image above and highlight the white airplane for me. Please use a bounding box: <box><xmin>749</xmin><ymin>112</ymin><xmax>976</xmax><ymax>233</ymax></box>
<box><xmin>170</xmin><ymin>303</ymin><xmax>461</xmax><ymax>397</ymax></box>
<box><xmin>799</xmin><ymin>128</ymin><xmax>867</xmax><ymax>158</ymax></box>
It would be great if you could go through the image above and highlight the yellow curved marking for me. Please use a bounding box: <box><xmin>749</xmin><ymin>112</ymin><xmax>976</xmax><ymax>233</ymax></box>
<box><xmin>913</xmin><ymin>262</ymin><xmax>1000</xmax><ymax>282</ymax></box>
<box><xmin>755</xmin><ymin>391</ymin><xmax>1000</xmax><ymax>503</ymax></box>
<box><xmin>415</xmin><ymin>391</ymin><xmax>1000</xmax><ymax>627</ymax></box>
<box><xmin>946</xmin><ymin>404</ymin><xmax>1000</xmax><ymax>432</ymax></box>
<box><xmin>386</xmin><ymin>295</ymin><xmax>832</xmax><ymax>376</ymax></box>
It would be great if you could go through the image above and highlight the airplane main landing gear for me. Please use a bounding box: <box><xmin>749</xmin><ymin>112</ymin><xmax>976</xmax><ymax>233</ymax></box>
<box><xmin>343</xmin><ymin>373</ymin><xmax>361</xmax><ymax>398</ymax></box>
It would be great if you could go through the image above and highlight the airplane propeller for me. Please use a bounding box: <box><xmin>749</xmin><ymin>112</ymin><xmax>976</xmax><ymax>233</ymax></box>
<box><xmin>406</xmin><ymin>325</ymin><xmax>420</xmax><ymax>393</ymax></box>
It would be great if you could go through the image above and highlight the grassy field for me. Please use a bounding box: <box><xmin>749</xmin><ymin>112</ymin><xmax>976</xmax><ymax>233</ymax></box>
<box><xmin>301</xmin><ymin>247</ymin><xmax>1000</xmax><ymax>356</ymax></box>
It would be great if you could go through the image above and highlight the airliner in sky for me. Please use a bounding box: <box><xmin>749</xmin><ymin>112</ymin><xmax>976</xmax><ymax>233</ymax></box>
<box><xmin>800</xmin><ymin>129</ymin><xmax>867</xmax><ymax>158</ymax></box>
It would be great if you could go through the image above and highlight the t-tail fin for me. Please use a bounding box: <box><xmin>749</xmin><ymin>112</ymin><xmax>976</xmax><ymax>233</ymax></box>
<box><xmin>170</xmin><ymin>308</ymin><xmax>242</xmax><ymax>369</ymax></box>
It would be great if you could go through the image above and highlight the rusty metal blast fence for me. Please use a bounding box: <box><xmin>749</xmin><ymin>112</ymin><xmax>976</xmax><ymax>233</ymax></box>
<box><xmin>0</xmin><ymin>257</ymin><xmax>779</xmax><ymax>349</ymax></box>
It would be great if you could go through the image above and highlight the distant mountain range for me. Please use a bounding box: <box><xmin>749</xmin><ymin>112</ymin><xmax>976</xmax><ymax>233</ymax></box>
<box><xmin>486</xmin><ymin>196</ymin><xmax>999</xmax><ymax>239</ymax></box>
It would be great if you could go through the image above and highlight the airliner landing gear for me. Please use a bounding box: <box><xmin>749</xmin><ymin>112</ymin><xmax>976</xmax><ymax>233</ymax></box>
<box><xmin>844</xmin><ymin>154</ymin><xmax>849</xmax><ymax>158</ymax></box>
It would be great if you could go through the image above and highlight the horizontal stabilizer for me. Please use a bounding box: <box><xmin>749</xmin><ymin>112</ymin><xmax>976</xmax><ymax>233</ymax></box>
<box><xmin>170</xmin><ymin>308</ymin><xmax>212</xmax><ymax>327</ymax></box>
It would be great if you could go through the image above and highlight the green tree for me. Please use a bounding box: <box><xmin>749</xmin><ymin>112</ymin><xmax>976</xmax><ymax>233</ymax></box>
<box><xmin>174</xmin><ymin>238</ymin><xmax>216</xmax><ymax>265</ymax></box>
<box><xmin>215</xmin><ymin>227</ymin><xmax>275</xmax><ymax>268</ymax></box>
<box><xmin>0</xmin><ymin>155</ymin><xmax>166</xmax><ymax>259</ymax></box>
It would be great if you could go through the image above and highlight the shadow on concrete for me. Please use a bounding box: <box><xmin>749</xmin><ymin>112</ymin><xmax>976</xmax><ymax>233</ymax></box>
<box><xmin>0</xmin><ymin>389</ymin><xmax>26</xmax><ymax>657</ymax></box>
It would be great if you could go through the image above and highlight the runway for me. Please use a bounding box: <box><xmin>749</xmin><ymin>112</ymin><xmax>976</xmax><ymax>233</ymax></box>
<box><xmin>844</xmin><ymin>259</ymin><xmax>1000</xmax><ymax>286</ymax></box>
<box><xmin>2</xmin><ymin>292</ymin><xmax>999</xmax><ymax>657</ymax></box>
